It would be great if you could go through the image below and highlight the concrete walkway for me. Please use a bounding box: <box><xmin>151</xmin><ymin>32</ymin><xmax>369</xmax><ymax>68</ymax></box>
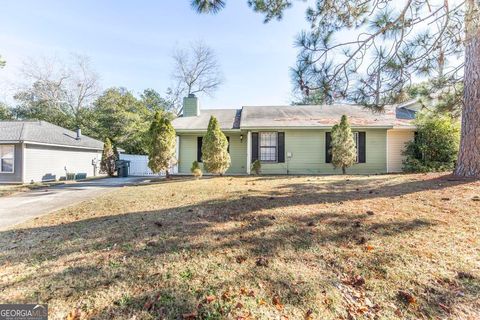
<box><xmin>0</xmin><ymin>177</ymin><xmax>146</xmax><ymax>230</ymax></box>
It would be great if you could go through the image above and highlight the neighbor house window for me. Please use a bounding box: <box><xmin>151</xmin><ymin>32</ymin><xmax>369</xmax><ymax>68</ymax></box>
<box><xmin>0</xmin><ymin>145</ymin><xmax>14</xmax><ymax>173</ymax></box>
<box><xmin>259</xmin><ymin>132</ymin><xmax>277</xmax><ymax>161</ymax></box>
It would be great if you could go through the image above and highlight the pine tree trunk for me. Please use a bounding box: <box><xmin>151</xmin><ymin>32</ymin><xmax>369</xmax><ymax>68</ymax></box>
<box><xmin>165</xmin><ymin>170</ymin><xmax>170</xmax><ymax>179</ymax></box>
<box><xmin>455</xmin><ymin>0</ymin><xmax>480</xmax><ymax>177</ymax></box>
<box><xmin>342</xmin><ymin>167</ymin><xmax>346</xmax><ymax>175</ymax></box>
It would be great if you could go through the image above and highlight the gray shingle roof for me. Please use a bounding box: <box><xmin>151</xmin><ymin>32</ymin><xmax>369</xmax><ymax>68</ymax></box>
<box><xmin>0</xmin><ymin>121</ymin><xmax>104</xmax><ymax>150</ymax></box>
<box><xmin>172</xmin><ymin>109</ymin><xmax>242</xmax><ymax>131</ymax></box>
<box><xmin>172</xmin><ymin>104</ymin><xmax>416</xmax><ymax>131</ymax></box>
<box><xmin>240</xmin><ymin>104</ymin><xmax>415</xmax><ymax>128</ymax></box>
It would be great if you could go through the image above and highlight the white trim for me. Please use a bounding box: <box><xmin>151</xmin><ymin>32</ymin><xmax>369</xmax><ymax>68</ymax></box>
<box><xmin>386</xmin><ymin>130</ymin><xmax>389</xmax><ymax>173</ymax></box>
<box><xmin>21</xmin><ymin>143</ymin><xmax>26</xmax><ymax>183</ymax></box>
<box><xmin>246</xmin><ymin>131</ymin><xmax>251</xmax><ymax>175</ymax></box>
<box><xmin>24</xmin><ymin>141</ymin><xmax>104</xmax><ymax>151</ymax></box>
<box><xmin>0</xmin><ymin>144</ymin><xmax>15</xmax><ymax>174</ymax></box>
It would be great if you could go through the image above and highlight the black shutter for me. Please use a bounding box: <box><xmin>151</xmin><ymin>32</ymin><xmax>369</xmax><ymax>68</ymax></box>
<box><xmin>227</xmin><ymin>136</ymin><xmax>230</xmax><ymax>153</ymax></box>
<box><xmin>325</xmin><ymin>132</ymin><xmax>332</xmax><ymax>163</ymax></box>
<box><xmin>197</xmin><ymin>137</ymin><xmax>203</xmax><ymax>162</ymax></box>
<box><xmin>277</xmin><ymin>132</ymin><xmax>285</xmax><ymax>163</ymax></box>
<box><xmin>251</xmin><ymin>132</ymin><xmax>259</xmax><ymax>162</ymax></box>
<box><xmin>358</xmin><ymin>132</ymin><xmax>366</xmax><ymax>163</ymax></box>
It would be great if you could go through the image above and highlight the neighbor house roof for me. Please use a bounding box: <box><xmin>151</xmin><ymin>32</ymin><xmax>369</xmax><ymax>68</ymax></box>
<box><xmin>0</xmin><ymin>121</ymin><xmax>105</xmax><ymax>150</ymax></box>
<box><xmin>172</xmin><ymin>104</ymin><xmax>415</xmax><ymax>131</ymax></box>
<box><xmin>172</xmin><ymin>109</ymin><xmax>242</xmax><ymax>131</ymax></box>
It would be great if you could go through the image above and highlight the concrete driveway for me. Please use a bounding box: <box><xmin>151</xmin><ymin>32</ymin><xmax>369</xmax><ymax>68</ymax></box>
<box><xmin>0</xmin><ymin>177</ymin><xmax>146</xmax><ymax>230</ymax></box>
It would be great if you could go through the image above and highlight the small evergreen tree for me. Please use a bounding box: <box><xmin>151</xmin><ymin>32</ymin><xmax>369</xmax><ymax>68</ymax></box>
<box><xmin>403</xmin><ymin>114</ymin><xmax>460</xmax><ymax>172</ymax></box>
<box><xmin>202</xmin><ymin>116</ymin><xmax>230</xmax><ymax>174</ymax></box>
<box><xmin>100</xmin><ymin>138</ymin><xmax>117</xmax><ymax>177</ymax></box>
<box><xmin>148</xmin><ymin>111</ymin><xmax>177</xmax><ymax>178</ymax></box>
<box><xmin>191</xmin><ymin>161</ymin><xmax>203</xmax><ymax>179</ymax></box>
<box><xmin>331</xmin><ymin>115</ymin><xmax>357</xmax><ymax>174</ymax></box>
<box><xmin>251</xmin><ymin>159</ymin><xmax>261</xmax><ymax>175</ymax></box>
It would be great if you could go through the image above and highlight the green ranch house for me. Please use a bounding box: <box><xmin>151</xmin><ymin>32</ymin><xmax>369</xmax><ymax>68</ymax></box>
<box><xmin>171</xmin><ymin>94</ymin><xmax>417</xmax><ymax>175</ymax></box>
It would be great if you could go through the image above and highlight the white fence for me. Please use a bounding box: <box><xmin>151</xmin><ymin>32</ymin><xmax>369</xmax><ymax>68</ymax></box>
<box><xmin>119</xmin><ymin>154</ymin><xmax>178</xmax><ymax>176</ymax></box>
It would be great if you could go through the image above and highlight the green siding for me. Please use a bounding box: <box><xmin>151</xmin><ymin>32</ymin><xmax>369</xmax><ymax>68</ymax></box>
<box><xmin>178</xmin><ymin>133</ymin><xmax>247</xmax><ymax>174</ymax></box>
<box><xmin>178</xmin><ymin>129</ymin><xmax>387</xmax><ymax>175</ymax></box>
<box><xmin>260</xmin><ymin>129</ymin><xmax>387</xmax><ymax>174</ymax></box>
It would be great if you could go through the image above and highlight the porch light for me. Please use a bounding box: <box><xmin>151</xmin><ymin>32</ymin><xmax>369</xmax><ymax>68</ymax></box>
<box><xmin>240</xmin><ymin>134</ymin><xmax>243</xmax><ymax>142</ymax></box>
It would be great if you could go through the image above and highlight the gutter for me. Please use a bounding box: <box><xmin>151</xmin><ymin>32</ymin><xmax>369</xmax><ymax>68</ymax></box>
<box><xmin>0</xmin><ymin>140</ymin><xmax>105</xmax><ymax>151</ymax></box>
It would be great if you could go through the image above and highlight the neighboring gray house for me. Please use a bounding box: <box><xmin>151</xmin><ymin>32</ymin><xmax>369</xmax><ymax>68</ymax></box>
<box><xmin>0</xmin><ymin>121</ymin><xmax>105</xmax><ymax>184</ymax></box>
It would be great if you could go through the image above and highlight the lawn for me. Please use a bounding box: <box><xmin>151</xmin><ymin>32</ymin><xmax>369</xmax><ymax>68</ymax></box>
<box><xmin>0</xmin><ymin>174</ymin><xmax>479</xmax><ymax>319</ymax></box>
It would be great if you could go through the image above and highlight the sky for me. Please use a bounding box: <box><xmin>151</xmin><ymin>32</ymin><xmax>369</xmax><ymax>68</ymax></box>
<box><xmin>0</xmin><ymin>0</ymin><xmax>311</xmax><ymax>109</ymax></box>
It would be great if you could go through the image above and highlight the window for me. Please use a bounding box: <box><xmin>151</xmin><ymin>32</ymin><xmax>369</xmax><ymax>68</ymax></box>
<box><xmin>0</xmin><ymin>145</ymin><xmax>14</xmax><ymax>173</ymax></box>
<box><xmin>259</xmin><ymin>132</ymin><xmax>277</xmax><ymax>161</ymax></box>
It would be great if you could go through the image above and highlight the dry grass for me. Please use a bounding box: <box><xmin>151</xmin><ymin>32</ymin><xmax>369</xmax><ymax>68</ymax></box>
<box><xmin>0</xmin><ymin>174</ymin><xmax>479</xmax><ymax>319</ymax></box>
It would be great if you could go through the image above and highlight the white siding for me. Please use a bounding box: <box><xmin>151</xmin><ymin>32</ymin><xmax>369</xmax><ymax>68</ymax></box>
<box><xmin>24</xmin><ymin>144</ymin><xmax>102</xmax><ymax>183</ymax></box>
<box><xmin>387</xmin><ymin>130</ymin><xmax>415</xmax><ymax>173</ymax></box>
<box><xmin>119</xmin><ymin>153</ymin><xmax>178</xmax><ymax>176</ymax></box>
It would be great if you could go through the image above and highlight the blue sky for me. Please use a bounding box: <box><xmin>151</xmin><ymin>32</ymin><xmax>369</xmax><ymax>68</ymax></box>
<box><xmin>0</xmin><ymin>0</ymin><xmax>311</xmax><ymax>109</ymax></box>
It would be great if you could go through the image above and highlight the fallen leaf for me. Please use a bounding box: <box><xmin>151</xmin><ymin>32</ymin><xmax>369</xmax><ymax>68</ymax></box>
<box><xmin>272</xmin><ymin>295</ymin><xmax>284</xmax><ymax>310</ymax></box>
<box><xmin>304</xmin><ymin>309</ymin><xmax>313</xmax><ymax>320</ymax></box>
<box><xmin>66</xmin><ymin>309</ymin><xmax>81</xmax><ymax>320</ymax></box>
<box><xmin>258</xmin><ymin>298</ymin><xmax>266</xmax><ymax>305</ymax></box>
<box><xmin>365</xmin><ymin>245</ymin><xmax>374</xmax><ymax>251</ymax></box>
<box><xmin>205</xmin><ymin>295</ymin><xmax>216</xmax><ymax>303</ymax></box>
<box><xmin>398</xmin><ymin>290</ymin><xmax>416</xmax><ymax>304</ymax></box>
<box><xmin>236</xmin><ymin>256</ymin><xmax>247</xmax><ymax>264</ymax></box>
<box><xmin>256</xmin><ymin>257</ymin><xmax>269</xmax><ymax>267</ymax></box>
<box><xmin>357</xmin><ymin>306</ymin><xmax>368</xmax><ymax>314</ymax></box>
<box><xmin>182</xmin><ymin>311</ymin><xmax>197</xmax><ymax>320</ymax></box>
<box><xmin>235</xmin><ymin>302</ymin><xmax>244</xmax><ymax>309</ymax></box>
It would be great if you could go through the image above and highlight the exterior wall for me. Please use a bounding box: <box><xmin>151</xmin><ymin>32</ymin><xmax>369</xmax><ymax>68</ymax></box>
<box><xmin>178</xmin><ymin>133</ymin><xmax>247</xmax><ymax>174</ymax></box>
<box><xmin>259</xmin><ymin>129</ymin><xmax>387</xmax><ymax>175</ymax></box>
<box><xmin>387</xmin><ymin>129</ymin><xmax>415</xmax><ymax>173</ymax></box>
<box><xmin>178</xmin><ymin>129</ymin><xmax>388</xmax><ymax>175</ymax></box>
<box><xmin>0</xmin><ymin>143</ymin><xmax>23</xmax><ymax>184</ymax></box>
<box><xmin>23</xmin><ymin>144</ymin><xmax>102</xmax><ymax>183</ymax></box>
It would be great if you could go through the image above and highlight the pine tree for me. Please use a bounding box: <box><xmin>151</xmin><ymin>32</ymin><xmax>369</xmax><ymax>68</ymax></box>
<box><xmin>148</xmin><ymin>111</ymin><xmax>177</xmax><ymax>178</ymax></box>
<box><xmin>100</xmin><ymin>138</ymin><xmax>117</xmax><ymax>177</ymax></box>
<box><xmin>202</xmin><ymin>116</ymin><xmax>230</xmax><ymax>174</ymax></box>
<box><xmin>331</xmin><ymin>115</ymin><xmax>357</xmax><ymax>174</ymax></box>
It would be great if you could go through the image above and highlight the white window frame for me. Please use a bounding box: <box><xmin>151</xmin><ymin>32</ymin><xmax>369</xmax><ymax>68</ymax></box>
<box><xmin>0</xmin><ymin>145</ymin><xmax>15</xmax><ymax>173</ymax></box>
<box><xmin>259</xmin><ymin>132</ymin><xmax>278</xmax><ymax>162</ymax></box>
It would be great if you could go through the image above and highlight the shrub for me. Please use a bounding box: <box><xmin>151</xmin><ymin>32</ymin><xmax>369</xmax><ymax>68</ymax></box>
<box><xmin>403</xmin><ymin>114</ymin><xmax>460</xmax><ymax>172</ymax></box>
<box><xmin>251</xmin><ymin>159</ymin><xmax>261</xmax><ymax>175</ymax></box>
<box><xmin>148</xmin><ymin>112</ymin><xmax>177</xmax><ymax>178</ymax></box>
<box><xmin>191</xmin><ymin>161</ymin><xmax>203</xmax><ymax>179</ymax></box>
<box><xmin>100</xmin><ymin>138</ymin><xmax>117</xmax><ymax>177</ymax></box>
<box><xmin>201</xmin><ymin>116</ymin><xmax>231</xmax><ymax>175</ymax></box>
<box><xmin>331</xmin><ymin>115</ymin><xmax>357</xmax><ymax>174</ymax></box>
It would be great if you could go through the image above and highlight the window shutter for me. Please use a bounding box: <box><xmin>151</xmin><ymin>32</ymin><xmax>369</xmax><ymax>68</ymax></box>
<box><xmin>325</xmin><ymin>132</ymin><xmax>332</xmax><ymax>163</ymax></box>
<box><xmin>251</xmin><ymin>132</ymin><xmax>259</xmax><ymax>162</ymax></box>
<box><xmin>197</xmin><ymin>137</ymin><xmax>203</xmax><ymax>162</ymax></box>
<box><xmin>277</xmin><ymin>132</ymin><xmax>285</xmax><ymax>163</ymax></box>
<box><xmin>358</xmin><ymin>132</ymin><xmax>366</xmax><ymax>163</ymax></box>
